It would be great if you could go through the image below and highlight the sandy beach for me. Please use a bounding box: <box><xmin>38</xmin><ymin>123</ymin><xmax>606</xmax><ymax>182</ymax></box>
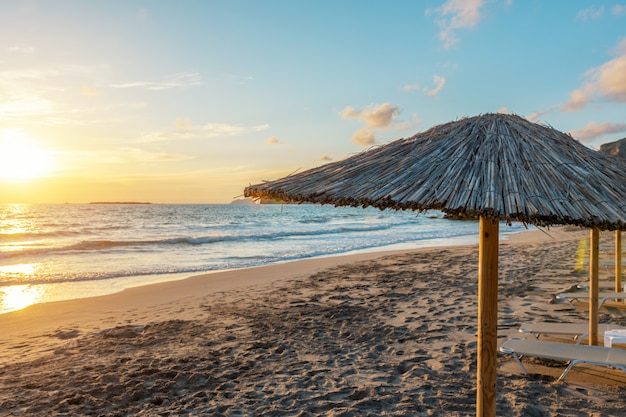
<box><xmin>1</xmin><ymin>226</ymin><xmax>626</xmax><ymax>416</ymax></box>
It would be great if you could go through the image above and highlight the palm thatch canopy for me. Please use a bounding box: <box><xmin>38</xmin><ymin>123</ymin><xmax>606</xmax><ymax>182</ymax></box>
<box><xmin>245</xmin><ymin>113</ymin><xmax>626</xmax><ymax>230</ymax></box>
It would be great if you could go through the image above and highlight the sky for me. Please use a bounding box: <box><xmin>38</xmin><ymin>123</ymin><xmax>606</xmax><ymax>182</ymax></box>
<box><xmin>0</xmin><ymin>0</ymin><xmax>625</xmax><ymax>204</ymax></box>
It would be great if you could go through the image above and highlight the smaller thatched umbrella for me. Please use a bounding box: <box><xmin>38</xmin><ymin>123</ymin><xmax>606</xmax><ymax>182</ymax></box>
<box><xmin>599</xmin><ymin>147</ymin><xmax>626</xmax><ymax>292</ymax></box>
<box><xmin>615</xmin><ymin>231</ymin><xmax>623</xmax><ymax>292</ymax></box>
<box><xmin>244</xmin><ymin>113</ymin><xmax>626</xmax><ymax>417</ymax></box>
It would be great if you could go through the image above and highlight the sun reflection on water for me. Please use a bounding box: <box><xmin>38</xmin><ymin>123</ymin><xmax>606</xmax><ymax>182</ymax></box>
<box><xmin>0</xmin><ymin>263</ymin><xmax>37</xmax><ymax>275</ymax></box>
<box><xmin>0</xmin><ymin>284</ymin><xmax>44</xmax><ymax>313</ymax></box>
<box><xmin>0</xmin><ymin>263</ymin><xmax>44</xmax><ymax>312</ymax></box>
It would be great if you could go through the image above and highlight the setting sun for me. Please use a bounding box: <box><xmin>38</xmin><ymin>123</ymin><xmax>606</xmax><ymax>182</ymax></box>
<box><xmin>0</xmin><ymin>130</ymin><xmax>54</xmax><ymax>181</ymax></box>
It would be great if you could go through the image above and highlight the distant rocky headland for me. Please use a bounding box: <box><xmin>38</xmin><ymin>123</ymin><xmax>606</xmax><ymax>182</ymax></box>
<box><xmin>599</xmin><ymin>137</ymin><xmax>626</xmax><ymax>160</ymax></box>
<box><xmin>229</xmin><ymin>198</ymin><xmax>256</xmax><ymax>205</ymax></box>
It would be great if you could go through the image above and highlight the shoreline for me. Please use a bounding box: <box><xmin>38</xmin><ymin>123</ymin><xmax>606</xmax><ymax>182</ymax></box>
<box><xmin>2</xmin><ymin>225</ymin><xmax>626</xmax><ymax>415</ymax></box>
<box><xmin>0</xmin><ymin>225</ymin><xmax>581</xmax><ymax>359</ymax></box>
<box><xmin>0</xmin><ymin>227</ymin><xmax>531</xmax><ymax>315</ymax></box>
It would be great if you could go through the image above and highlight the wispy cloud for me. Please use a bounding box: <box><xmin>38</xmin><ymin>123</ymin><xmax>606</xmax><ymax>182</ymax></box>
<box><xmin>562</xmin><ymin>38</ymin><xmax>626</xmax><ymax>111</ymax></box>
<box><xmin>6</xmin><ymin>45</ymin><xmax>36</xmax><ymax>54</ymax></box>
<box><xmin>59</xmin><ymin>147</ymin><xmax>195</xmax><ymax>172</ymax></box>
<box><xmin>199</xmin><ymin>122</ymin><xmax>269</xmax><ymax>137</ymax></box>
<box><xmin>0</xmin><ymin>94</ymin><xmax>55</xmax><ymax>121</ymax></box>
<box><xmin>575</xmin><ymin>6</ymin><xmax>604</xmax><ymax>21</ymax></box>
<box><xmin>0</xmin><ymin>63</ymin><xmax>118</xmax><ymax>125</ymax></box>
<box><xmin>140</xmin><ymin>122</ymin><xmax>270</xmax><ymax>142</ymax></box>
<box><xmin>569</xmin><ymin>121</ymin><xmax>626</xmax><ymax>143</ymax></box>
<box><xmin>0</xmin><ymin>68</ymin><xmax>61</xmax><ymax>82</ymax></box>
<box><xmin>99</xmin><ymin>147</ymin><xmax>195</xmax><ymax>164</ymax></box>
<box><xmin>111</xmin><ymin>72</ymin><xmax>204</xmax><ymax>90</ymax></box>
<box><xmin>426</xmin><ymin>0</ymin><xmax>486</xmax><ymax>48</ymax></box>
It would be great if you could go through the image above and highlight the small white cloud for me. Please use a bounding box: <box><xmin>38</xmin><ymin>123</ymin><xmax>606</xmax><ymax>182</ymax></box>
<box><xmin>351</xmin><ymin>128</ymin><xmax>376</xmax><ymax>146</ymax></box>
<box><xmin>138</xmin><ymin>8</ymin><xmax>149</xmax><ymax>20</ymax></box>
<box><xmin>569</xmin><ymin>121</ymin><xmax>626</xmax><ymax>143</ymax></box>
<box><xmin>424</xmin><ymin>75</ymin><xmax>446</xmax><ymax>96</ymax></box>
<box><xmin>402</xmin><ymin>83</ymin><xmax>420</xmax><ymax>92</ymax></box>
<box><xmin>496</xmin><ymin>107</ymin><xmax>509</xmax><ymax>114</ymax></box>
<box><xmin>265</xmin><ymin>136</ymin><xmax>283</xmax><ymax>145</ymax></box>
<box><xmin>562</xmin><ymin>89</ymin><xmax>589</xmax><ymax>112</ymax></box>
<box><xmin>612</xmin><ymin>4</ymin><xmax>626</xmax><ymax>16</ymax></box>
<box><xmin>81</xmin><ymin>86</ymin><xmax>99</xmax><ymax>97</ymax></box>
<box><xmin>175</xmin><ymin>117</ymin><xmax>193</xmax><ymax>129</ymax></box>
<box><xmin>525</xmin><ymin>107</ymin><xmax>556</xmax><ymax>122</ymax></box>
<box><xmin>341</xmin><ymin>103</ymin><xmax>400</xmax><ymax>129</ymax></box>
<box><xmin>575</xmin><ymin>6</ymin><xmax>604</xmax><ymax>21</ymax></box>
<box><xmin>404</xmin><ymin>75</ymin><xmax>446</xmax><ymax>96</ymax></box>
<box><xmin>396</xmin><ymin>114</ymin><xmax>423</xmax><ymax>132</ymax></box>
<box><xmin>426</xmin><ymin>0</ymin><xmax>485</xmax><ymax>48</ymax></box>
<box><xmin>525</xmin><ymin>112</ymin><xmax>540</xmax><ymax>122</ymax></box>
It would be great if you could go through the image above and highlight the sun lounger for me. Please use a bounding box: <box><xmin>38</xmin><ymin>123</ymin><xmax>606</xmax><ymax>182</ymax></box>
<box><xmin>499</xmin><ymin>338</ymin><xmax>626</xmax><ymax>381</ymax></box>
<box><xmin>518</xmin><ymin>321</ymin><xmax>623</xmax><ymax>344</ymax></box>
<box><xmin>555</xmin><ymin>291</ymin><xmax>626</xmax><ymax>308</ymax></box>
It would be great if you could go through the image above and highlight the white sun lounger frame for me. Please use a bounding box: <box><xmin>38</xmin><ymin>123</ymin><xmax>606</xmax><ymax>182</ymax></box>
<box><xmin>555</xmin><ymin>292</ymin><xmax>626</xmax><ymax>309</ymax></box>
<box><xmin>499</xmin><ymin>338</ymin><xmax>626</xmax><ymax>381</ymax></box>
<box><xmin>518</xmin><ymin>321</ymin><xmax>623</xmax><ymax>344</ymax></box>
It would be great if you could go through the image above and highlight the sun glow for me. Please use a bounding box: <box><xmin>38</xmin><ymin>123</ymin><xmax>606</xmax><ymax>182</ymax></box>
<box><xmin>0</xmin><ymin>130</ymin><xmax>55</xmax><ymax>180</ymax></box>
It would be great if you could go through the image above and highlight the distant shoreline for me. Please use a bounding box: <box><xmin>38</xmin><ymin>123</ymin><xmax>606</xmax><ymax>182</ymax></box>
<box><xmin>89</xmin><ymin>202</ymin><xmax>152</xmax><ymax>205</ymax></box>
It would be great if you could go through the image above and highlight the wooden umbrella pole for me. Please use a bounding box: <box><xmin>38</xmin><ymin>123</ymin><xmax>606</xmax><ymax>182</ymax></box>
<box><xmin>590</xmin><ymin>228</ymin><xmax>600</xmax><ymax>346</ymax></box>
<box><xmin>477</xmin><ymin>217</ymin><xmax>499</xmax><ymax>417</ymax></box>
<box><xmin>616</xmin><ymin>231</ymin><xmax>622</xmax><ymax>293</ymax></box>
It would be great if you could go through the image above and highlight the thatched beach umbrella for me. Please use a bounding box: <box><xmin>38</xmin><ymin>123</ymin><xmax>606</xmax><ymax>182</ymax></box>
<box><xmin>244</xmin><ymin>113</ymin><xmax>626</xmax><ymax>417</ymax></box>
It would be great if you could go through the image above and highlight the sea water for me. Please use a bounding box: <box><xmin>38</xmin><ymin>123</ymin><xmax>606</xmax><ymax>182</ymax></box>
<box><xmin>0</xmin><ymin>203</ymin><xmax>529</xmax><ymax>313</ymax></box>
